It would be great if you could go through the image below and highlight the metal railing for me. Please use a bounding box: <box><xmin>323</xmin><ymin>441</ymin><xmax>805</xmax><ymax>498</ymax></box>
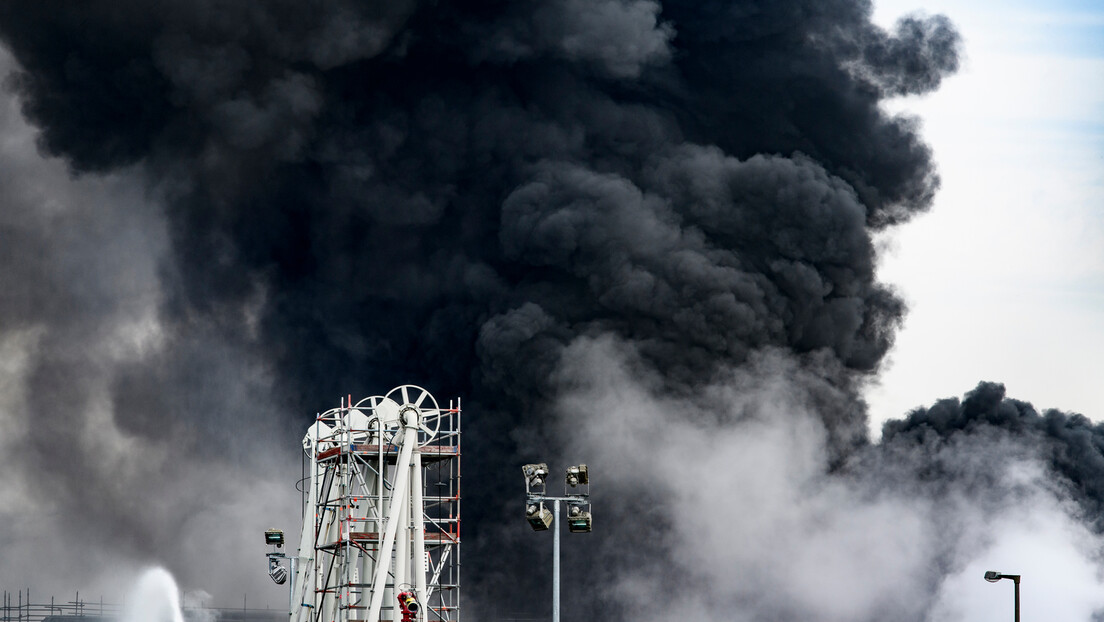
<box><xmin>1</xmin><ymin>591</ymin><xmax>287</xmax><ymax>622</ymax></box>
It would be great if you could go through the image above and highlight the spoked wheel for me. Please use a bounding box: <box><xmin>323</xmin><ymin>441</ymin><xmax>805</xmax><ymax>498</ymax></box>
<box><xmin>353</xmin><ymin>395</ymin><xmax>402</xmax><ymax>444</ymax></box>
<box><xmin>385</xmin><ymin>384</ymin><xmax>441</xmax><ymax>446</ymax></box>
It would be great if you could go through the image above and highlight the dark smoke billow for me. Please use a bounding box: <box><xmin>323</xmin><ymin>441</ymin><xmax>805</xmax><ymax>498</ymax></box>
<box><xmin>0</xmin><ymin>1</ymin><xmax>1100</xmax><ymax>620</ymax></box>
<box><xmin>879</xmin><ymin>382</ymin><xmax>1104</xmax><ymax>532</ymax></box>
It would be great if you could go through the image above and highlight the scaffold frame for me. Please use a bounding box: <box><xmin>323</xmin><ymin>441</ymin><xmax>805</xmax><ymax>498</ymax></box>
<box><xmin>292</xmin><ymin>387</ymin><xmax>460</xmax><ymax>622</ymax></box>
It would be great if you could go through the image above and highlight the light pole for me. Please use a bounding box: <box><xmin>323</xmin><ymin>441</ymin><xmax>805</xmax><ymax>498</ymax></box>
<box><xmin>522</xmin><ymin>463</ymin><xmax>592</xmax><ymax>622</ymax></box>
<box><xmin>984</xmin><ymin>571</ymin><xmax>1020</xmax><ymax>622</ymax></box>
<box><xmin>263</xmin><ymin>529</ymin><xmax>297</xmax><ymax>618</ymax></box>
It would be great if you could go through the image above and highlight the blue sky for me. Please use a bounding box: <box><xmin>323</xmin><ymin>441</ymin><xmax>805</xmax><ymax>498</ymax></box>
<box><xmin>867</xmin><ymin>0</ymin><xmax>1104</xmax><ymax>429</ymax></box>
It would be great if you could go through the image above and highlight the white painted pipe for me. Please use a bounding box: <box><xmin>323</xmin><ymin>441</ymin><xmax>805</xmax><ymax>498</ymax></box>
<box><xmin>366</xmin><ymin>418</ymin><xmax>418</xmax><ymax>622</ymax></box>
<box><xmin>412</xmin><ymin>450</ymin><xmax>426</xmax><ymax>620</ymax></box>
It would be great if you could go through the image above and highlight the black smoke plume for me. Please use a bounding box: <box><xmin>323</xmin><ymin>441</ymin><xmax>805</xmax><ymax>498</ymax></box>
<box><xmin>878</xmin><ymin>382</ymin><xmax>1104</xmax><ymax>533</ymax></box>
<box><xmin>3</xmin><ymin>1</ymin><xmax>1098</xmax><ymax>620</ymax></box>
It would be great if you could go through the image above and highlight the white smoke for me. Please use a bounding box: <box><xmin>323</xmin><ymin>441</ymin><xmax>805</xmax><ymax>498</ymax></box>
<box><xmin>552</xmin><ymin>336</ymin><xmax>1104</xmax><ymax>621</ymax></box>
<box><xmin>182</xmin><ymin>588</ymin><xmax>219</xmax><ymax>622</ymax></box>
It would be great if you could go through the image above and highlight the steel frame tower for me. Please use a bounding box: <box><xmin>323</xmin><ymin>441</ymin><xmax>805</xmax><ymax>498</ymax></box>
<box><xmin>292</xmin><ymin>386</ymin><xmax>460</xmax><ymax>622</ymax></box>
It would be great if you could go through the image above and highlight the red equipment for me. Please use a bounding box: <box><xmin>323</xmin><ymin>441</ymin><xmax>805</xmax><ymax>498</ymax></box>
<box><xmin>397</xmin><ymin>591</ymin><xmax>420</xmax><ymax>622</ymax></box>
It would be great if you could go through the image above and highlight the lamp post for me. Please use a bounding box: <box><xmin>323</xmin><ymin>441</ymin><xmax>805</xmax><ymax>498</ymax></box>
<box><xmin>983</xmin><ymin>571</ymin><xmax>1020</xmax><ymax>622</ymax></box>
<box><xmin>522</xmin><ymin>463</ymin><xmax>592</xmax><ymax>622</ymax></box>
<box><xmin>263</xmin><ymin>529</ymin><xmax>297</xmax><ymax>618</ymax></box>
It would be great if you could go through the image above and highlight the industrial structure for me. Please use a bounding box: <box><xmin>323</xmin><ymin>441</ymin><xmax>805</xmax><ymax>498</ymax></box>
<box><xmin>277</xmin><ymin>386</ymin><xmax>461</xmax><ymax>622</ymax></box>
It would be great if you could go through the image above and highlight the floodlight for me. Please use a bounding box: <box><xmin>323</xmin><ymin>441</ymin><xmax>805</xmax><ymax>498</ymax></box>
<box><xmin>526</xmin><ymin>501</ymin><xmax>553</xmax><ymax>531</ymax></box>
<box><xmin>567</xmin><ymin>510</ymin><xmax>592</xmax><ymax>533</ymax></box>
<box><xmin>265</xmin><ymin>528</ymin><xmax>285</xmax><ymax>547</ymax></box>
<box><xmin>522</xmin><ymin>463</ymin><xmax>549</xmax><ymax>489</ymax></box>
<box><xmin>565</xmin><ymin>464</ymin><xmax>588</xmax><ymax>487</ymax></box>
<box><xmin>268</xmin><ymin>557</ymin><xmax>288</xmax><ymax>584</ymax></box>
<box><xmin>566</xmin><ymin>501</ymin><xmax>591</xmax><ymax>532</ymax></box>
<box><xmin>269</xmin><ymin>565</ymin><xmax>288</xmax><ymax>584</ymax></box>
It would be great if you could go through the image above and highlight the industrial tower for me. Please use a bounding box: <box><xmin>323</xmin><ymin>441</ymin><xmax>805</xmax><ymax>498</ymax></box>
<box><xmin>291</xmin><ymin>386</ymin><xmax>461</xmax><ymax>622</ymax></box>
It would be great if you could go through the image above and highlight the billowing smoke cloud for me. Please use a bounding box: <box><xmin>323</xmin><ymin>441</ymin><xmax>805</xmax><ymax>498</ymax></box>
<box><xmin>880</xmin><ymin>382</ymin><xmax>1104</xmax><ymax>533</ymax></box>
<box><xmin>2</xmin><ymin>1</ymin><xmax>1099</xmax><ymax>620</ymax></box>
<box><xmin>553</xmin><ymin>340</ymin><xmax>1104</xmax><ymax>621</ymax></box>
<box><xmin>0</xmin><ymin>45</ymin><xmax>298</xmax><ymax>602</ymax></box>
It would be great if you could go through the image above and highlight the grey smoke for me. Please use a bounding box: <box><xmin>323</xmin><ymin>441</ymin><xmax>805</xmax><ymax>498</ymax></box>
<box><xmin>0</xmin><ymin>47</ymin><xmax>300</xmax><ymax>600</ymax></box>
<box><xmin>482</xmin><ymin>0</ymin><xmax>675</xmax><ymax>78</ymax></box>
<box><xmin>552</xmin><ymin>339</ymin><xmax>1104</xmax><ymax>621</ymax></box>
<box><xmin>1</xmin><ymin>1</ymin><xmax>1097</xmax><ymax>620</ymax></box>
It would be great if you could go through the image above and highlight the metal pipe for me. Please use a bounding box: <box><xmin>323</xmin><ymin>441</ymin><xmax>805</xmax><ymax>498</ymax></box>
<box><xmin>1013</xmin><ymin>576</ymin><xmax>1020</xmax><ymax>622</ymax></box>
<box><xmin>366</xmin><ymin>417</ymin><xmax>418</xmax><ymax>622</ymax></box>
<box><xmin>397</xmin><ymin>478</ymin><xmax>409</xmax><ymax>607</ymax></box>
<box><xmin>985</xmin><ymin>572</ymin><xmax>1020</xmax><ymax>622</ymax></box>
<box><xmin>553</xmin><ymin>499</ymin><xmax>560</xmax><ymax>622</ymax></box>
<box><xmin>290</xmin><ymin>556</ymin><xmax>297</xmax><ymax>619</ymax></box>
<box><xmin>412</xmin><ymin>451</ymin><xmax>427</xmax><ymax>620</ymax></box>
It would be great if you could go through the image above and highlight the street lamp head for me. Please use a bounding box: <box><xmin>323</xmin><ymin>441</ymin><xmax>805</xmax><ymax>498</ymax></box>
<box><xmin>984</xmin><ymin>571</ymin><xmax>1002</xmax><ymax>582</ymax></box>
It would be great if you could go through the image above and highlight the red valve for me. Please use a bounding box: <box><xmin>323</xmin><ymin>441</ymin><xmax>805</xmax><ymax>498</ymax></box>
<box><xmin>397</xmin><ymin>591</ymin><xmax>419</xmax><ymax>622</ymax></box>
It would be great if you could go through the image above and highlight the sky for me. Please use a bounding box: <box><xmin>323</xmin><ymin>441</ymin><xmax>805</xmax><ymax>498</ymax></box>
<box><xmin>866</xmin><ymin>0</ymin><xmax>1104</xmax><ymax>430</ymax></box>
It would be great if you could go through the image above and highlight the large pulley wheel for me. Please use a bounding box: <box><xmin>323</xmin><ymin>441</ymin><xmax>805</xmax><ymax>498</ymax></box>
<box><xmin>386</xmin><ymin>384</ymin><xmax>442</xmax><ymax>446</ymax></box>
<box><xmin>353</xmin><ymin>395</ymin><xmax>402</xmax><ymax>444</ymax></box>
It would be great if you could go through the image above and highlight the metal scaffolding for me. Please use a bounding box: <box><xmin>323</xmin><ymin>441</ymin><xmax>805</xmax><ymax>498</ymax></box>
<box><xmin>292</xmin><ymin>386</ymin><xmax>460</xmax><ymax>622</ymax></box>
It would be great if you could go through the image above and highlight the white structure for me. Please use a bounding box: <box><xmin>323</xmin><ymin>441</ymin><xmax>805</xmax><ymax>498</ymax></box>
<box><xmin>292</xmin><ymin>386</ymin><xmax>461</xmax><ymax>622</ymax></box>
